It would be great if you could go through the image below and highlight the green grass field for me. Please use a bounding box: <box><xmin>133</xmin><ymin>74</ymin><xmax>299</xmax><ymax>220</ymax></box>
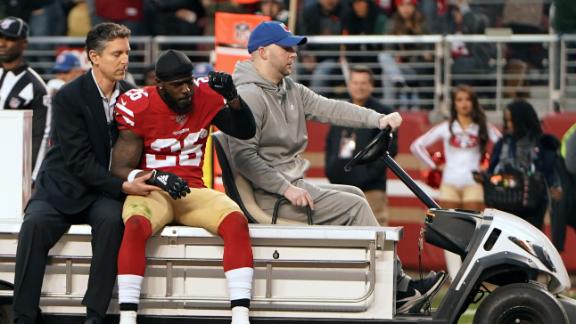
<box><xmin>429</xmin><ymin>287</ymin><xmax>475</xmax><ymax>324</ymax></box>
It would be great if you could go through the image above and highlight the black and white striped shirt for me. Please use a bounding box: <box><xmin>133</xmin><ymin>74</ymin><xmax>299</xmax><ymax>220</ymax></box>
<box><xmin>0</xmin><ymin>64</ymin><xmax>50</xmax><ymax>179</ymax></box>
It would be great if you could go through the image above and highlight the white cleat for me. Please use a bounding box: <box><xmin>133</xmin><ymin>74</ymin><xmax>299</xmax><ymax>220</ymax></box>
<box><xmin>231</xmin><ymin>306</ymin><xmax>250</xmax><ymax>324</ymax></box>
<box><xmin>119</xmin><ymin>310</ymin><xmax>138</xmax><ymax>324</ymax></box>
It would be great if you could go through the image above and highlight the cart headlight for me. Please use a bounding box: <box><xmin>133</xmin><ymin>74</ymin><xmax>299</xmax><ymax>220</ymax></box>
<box><xmin>509</xmin><ymin>236</ymin><xmax>556</xmax><ymax>272</ymax></box>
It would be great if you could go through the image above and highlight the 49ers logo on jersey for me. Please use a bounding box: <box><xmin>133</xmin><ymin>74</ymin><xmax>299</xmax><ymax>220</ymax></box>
<box><xmin>449</xmin><ymin>133</ymin><xmax>478</xmax><ymax>148</ymax></box>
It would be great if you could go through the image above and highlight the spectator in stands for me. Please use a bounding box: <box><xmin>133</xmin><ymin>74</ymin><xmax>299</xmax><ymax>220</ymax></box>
<box><xmin>386</xmin><ymin>0</ymin><xmax>428</xmax><ymax>55</ymax></box>
<box><xmin>501</xmin><ymin>0</ymin><xmax>549</xmax><ymax>98</ymax></box>
<box><xmin>47</xmin><ymin>51</ymin><xmax>85</xmax><ymax>96</ymax></box>
<box><xmin>25</xmin><ymin>1</ymin><xmax>67</xmax><ymax>66</ymax></box>
<box><xmin>28</xmin><ymin>0</ymin><xmax>67</xmax><ymax>36</ymax></box>
<box><xmin>67</xmin><ymin>0</ymin><xmax>92</xmax><ymax>36</ymax></box>
<box><xmin>0</xmin><ymin>1</ymin><xmax>34</xmax><ymax>21</ymax></box>
<box><xmin>469</xmin><ymin>0</ymin><xmax>502</xmax><ymax>28</ymax></box>
<box><xmin>12</xmin><ymin>23</ymin><xmax>154</xmax><ymax>324</ymax></box>
<box><xmin>442</xmin><ymin>0</ymin><xmax>495</xmax><ymax>90</ymax></box>
<box><xmin>379</xmin><ymin>0</ymin><xmax>433</xmax><ymax>109</ymax></box>
<box><xmin>486</xmin><ymin>99</ymin><xmax>562</xmax><ymax>229</ymax></box>
<box><xmin>149</xmin><ymin>0</ymin><xmax>206</xmax><ymax>36</ymax></box>
<box><xmin>299</xmin><ymin>0</ymin><xmax>346</xmax><ymax>37</ymax></box>
<box><xmin>347</xmin><ymin>0</ymin><xmax>387</xmax><ymax>31</ymax></box>
<box><xmin>85</xmin><ymin>0</ymin><xmax>98</xmax><ymax>27</ymax></box>
<box><xmin>298</xmin><ymin>0</ymin><xmax>348</xmax><ymax>95</ymax></box>
<box><xmin>342</xmin><ymin>0</ymin><xmax>387</xmax><ymax>42</ymax></box>
<box><xmin>112</xmin><ymin>50</ymin><xmax>255</xmax><ymax>324</ymax></box>
<box><xmin>2</xmin><ymin>1</ymin><xmax>62</xmax><ymax>31</ymax></box>
<box><xmin>410</xmin><ymin>84</ymin><xmax>501</xmax><ymax>279</ymax></box>
<box><xmin>417</xmin><ymin>0</ymin><xmax>445</xmax><ymax>34</ymax></box>
<box><xmin>325</xmin><ymin>65</ymin><xmax>397</xmax><ymax>226</ymax></box>
<box><xmin>340</xmin><ymin>0</ymin><xmax>387</xmax><ymax>87</ymax></box>
<box><xmin>0</xmin><ymin>17</ymin><xmax>50</xmax><ymax>180</ymax></box>
<box><xmin>256</xmin><ymin>0</ymin><xmax>289</xmax><ymax>25</ymax></box>
<box><xmin>226</xmin><ymin>21</ymin><xmax>446</xmax><ymax>314</ymax></box>
<box><xmin>90</xmin><ymin>0</ymin><xmax>144</xmax><ymax>34</ymax></box>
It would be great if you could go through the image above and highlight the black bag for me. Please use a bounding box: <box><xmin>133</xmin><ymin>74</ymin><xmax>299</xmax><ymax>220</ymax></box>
<box><xmin>483</xmin><ymin>168</ymin><xmax>545</xmax><ymax>211</ymax></box>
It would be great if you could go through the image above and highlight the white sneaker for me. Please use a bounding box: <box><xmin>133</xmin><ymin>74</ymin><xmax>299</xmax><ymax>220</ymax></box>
<box><xmin>119</xmin><ymin>310</ymin><xmax>138</xmax><ymax>324</ymax></box>
<box><xmin>231</xmin><ymin>306</ymin><xmax>250</xmax><ymax>324</ymax></box>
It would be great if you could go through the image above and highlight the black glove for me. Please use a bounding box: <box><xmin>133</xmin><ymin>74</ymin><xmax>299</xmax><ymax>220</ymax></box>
<box><xmin>208</xmin><ymin>71</ymin><xmax>238</xmax><ymax>102</ymax></box>
<box><xmin>146</xmin><ymin>170</ymin><xmax>190</xmax><ymax>199</ymax></box>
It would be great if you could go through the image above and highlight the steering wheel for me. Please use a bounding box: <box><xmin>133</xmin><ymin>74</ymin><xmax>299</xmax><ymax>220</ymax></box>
<box><xmin>344</xmin><ymin>126</ymin><xmax>393</xmax><ymax>172</ymax></box>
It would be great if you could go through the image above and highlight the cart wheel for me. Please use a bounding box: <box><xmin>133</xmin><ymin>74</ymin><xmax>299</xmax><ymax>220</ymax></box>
<box><xmin>473</xmin><ymin>283</ymin><xmax>567</xmax><ymax>324</ymax></box>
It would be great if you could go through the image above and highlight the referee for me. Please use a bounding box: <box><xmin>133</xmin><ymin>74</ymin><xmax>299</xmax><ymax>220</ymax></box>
<box><xmin>0</xmin><ymin>16</ymin><xmax>49</xmax><ymax>179</ymax></box>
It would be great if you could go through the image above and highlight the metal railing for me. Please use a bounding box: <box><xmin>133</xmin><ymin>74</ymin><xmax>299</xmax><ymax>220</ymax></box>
<box><xmin>25</xmin><ymin>34</ymin><xmax>576</xmax><ymax>113</ymax></box>
<box><xmin>443</xmin><ymin>34</ymin><xmax>558</xmax><ymax>113</ymax></box>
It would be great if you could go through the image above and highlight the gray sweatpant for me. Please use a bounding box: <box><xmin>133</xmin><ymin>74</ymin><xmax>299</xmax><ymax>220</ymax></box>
<box><xmin>254</xmin><ymin>179</ymin><xmax>411</xmax><ymax>291</ymax></box>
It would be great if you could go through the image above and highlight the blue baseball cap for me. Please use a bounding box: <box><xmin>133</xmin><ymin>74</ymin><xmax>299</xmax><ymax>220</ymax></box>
<box><xmin>247</xmin><ymin>22</ymin><xmax>307</xmax><ymax>54</ymax></box>
<box><xmin>53</xmin><ymin>52</ymin><xmax>82</xmax><ymax>73</ymax></box>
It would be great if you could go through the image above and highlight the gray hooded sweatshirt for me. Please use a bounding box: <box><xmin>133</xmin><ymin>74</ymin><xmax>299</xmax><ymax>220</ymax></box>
<box><xmin>226</xmin><ymin>60</ymin><xmax>382</xmax><ymax>195</ymax></box>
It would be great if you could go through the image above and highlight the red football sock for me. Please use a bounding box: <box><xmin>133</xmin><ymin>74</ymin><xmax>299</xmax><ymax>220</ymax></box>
<box><xmin>217</xmin><ymin>211</ymin><xmax>254</xmax><ymax>272</ymax></box>
<box><xmin>118</xmin><ymin>215</ymin><xmax>152</xmax><ymax>276</ymax></box>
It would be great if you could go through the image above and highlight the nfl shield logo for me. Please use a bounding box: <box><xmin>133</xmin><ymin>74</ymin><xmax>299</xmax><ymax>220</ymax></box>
<box><xmin>235</xmin><ymin>23</ymin><xmax>251</xmax><ymax>45</ymax></box>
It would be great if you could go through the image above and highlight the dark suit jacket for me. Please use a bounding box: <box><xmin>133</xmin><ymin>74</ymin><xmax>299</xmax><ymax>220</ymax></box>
<box><xmin>32</xmin><ymin>71</ymin><xmax>134</xmax><ymax>214</ymax></box>
<box><xmin>325</xmin><ymin>97</ymin><xmax>397</xmax><ymax>191</ymax></box>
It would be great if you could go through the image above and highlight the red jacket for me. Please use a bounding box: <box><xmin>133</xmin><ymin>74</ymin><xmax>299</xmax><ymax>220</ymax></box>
<box><xmin>95</xmin><ymin>0</ymin><xmax>143</xmax><ymax>21</ymax></box>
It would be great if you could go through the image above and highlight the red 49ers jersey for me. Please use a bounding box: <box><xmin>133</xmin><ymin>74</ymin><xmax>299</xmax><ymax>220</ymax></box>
<box><xmin>115</xmin><ymin>79</ymin><xmax>224</xmax><ymax>188</ymax></box>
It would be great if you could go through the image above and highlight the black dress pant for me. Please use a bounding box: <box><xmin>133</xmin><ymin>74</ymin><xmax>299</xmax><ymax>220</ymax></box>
<box><xmin>12</xmin><ymin>197</ymin><xmax>124</xmax><ymax>323</ymax></box>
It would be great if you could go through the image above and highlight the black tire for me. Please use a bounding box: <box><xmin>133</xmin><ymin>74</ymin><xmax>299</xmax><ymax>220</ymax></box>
<box><xmin>473</xmin><ymin>283</ymin><xmax>568</xmax><ymax>324</ymax></box>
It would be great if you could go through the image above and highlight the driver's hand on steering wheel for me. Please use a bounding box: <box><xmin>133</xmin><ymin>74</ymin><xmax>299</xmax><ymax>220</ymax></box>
<box><xmin>283</xmin><ymin>185</ymin><xmax>315</xmax><ymax>210</ymax></box>
<box><xmin>378</xmin><ymin>112</ymin><xmax>402</xmax><ymax>130</ymax></box>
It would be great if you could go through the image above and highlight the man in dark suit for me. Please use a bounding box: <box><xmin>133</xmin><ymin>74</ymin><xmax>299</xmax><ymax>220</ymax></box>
<box><xmin>325</xmin><ymin>65</ymin><xmax>397</xmax><ymax>226</ymax></box>
<box><xmin>12</xmin><ymin>23</ymin><xmax>158</xmax><ymax>324</ymax></box>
